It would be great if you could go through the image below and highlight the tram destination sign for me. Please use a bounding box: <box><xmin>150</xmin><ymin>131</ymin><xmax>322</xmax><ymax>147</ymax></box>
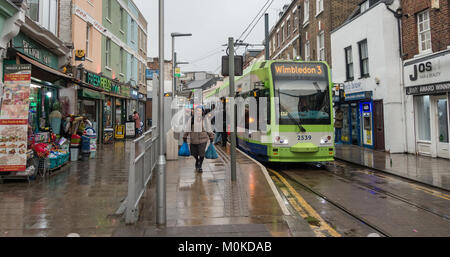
<box><xmin>272</xmin><ymin>62</ymin><xmax>327</xmax><ymax>80</ymax></box>
<box><xmin>406</xmin><ymin>81</ymin><xmax>450</xmax><ymax>95</ymax></box>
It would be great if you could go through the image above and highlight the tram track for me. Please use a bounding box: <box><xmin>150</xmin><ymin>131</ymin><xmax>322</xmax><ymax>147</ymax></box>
<box><xmin>321</xmin><ymin>163</ymin><xmax>450</xmax><ymax>221</ymax></box>
<box><xmin>270</xmin><ymin>168</ymin><xmax>391</xmax><ymax>237</ymax></box>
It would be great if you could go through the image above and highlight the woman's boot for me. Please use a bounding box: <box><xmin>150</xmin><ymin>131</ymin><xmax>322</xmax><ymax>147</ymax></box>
<box><xmin>198</xmin><ymin>157</ymin><xmax>204</xmax><ymax>173</ymax></box>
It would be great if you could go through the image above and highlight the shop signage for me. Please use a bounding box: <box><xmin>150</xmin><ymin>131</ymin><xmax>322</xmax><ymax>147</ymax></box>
<box><xmin>125</xmin><ymin>122</ymin><xmax>136</xmax><ymax>138</ymax></box>
<box><xmin>404</xmin><ymin>50</ymin><xmax>450</xmax><ymax>88</ymax></box>
<box><xmin>121</xmin><ymin>86</ymin><xmax>131</xmax><ymax>97</ymax></box>
<box><xmin>0</xmin><ymin>64</ymin><xmax>31</xmax><ymax>172</ymax></box>
<box><xmin>13</xmin><ymin>33</ymin><xmax>59</xmax><ymax>70</ymax></box>
<box><xmin>85</xmin><ymin>71</ymin><xmax>121</xmax><ymax>94</ymax></box>
<box><xmin>406</xmin><ymin>81</ymin><xmax>450</xmax><ymax>95</ymax></box>
<box><xmin>344</xmin><ymin>81</ymin><xmax>363</xmax><ymax>94</ymax></box>
<box><xmin>75</xmin><ymin>50</ymin><xmax>86</xmax><ymax>61</ymax></box>
<box><xmin>345</xmin><ymin>91</ymin><xmax>372</xmax><ymax>102</ymax></box>
<box><xmin>146</xmin><ymin>69</ymin><xmax>159</xmax><ymax>80</ymax></box>
<box><xmin>114</xmin><ymin>125</ymin><xmax>125</xmax><ymax>140</ymax></box>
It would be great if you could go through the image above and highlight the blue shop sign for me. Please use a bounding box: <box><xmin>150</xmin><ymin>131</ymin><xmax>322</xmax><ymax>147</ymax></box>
<box><xmin>345</xmin><ymin>91</ymin><xmax>372</xmax><ymax>102</ymax></box>
<box><xmin>146</xmin><ymin>69</ymin><xmax>159</xmax><ymax>80</ymax></box>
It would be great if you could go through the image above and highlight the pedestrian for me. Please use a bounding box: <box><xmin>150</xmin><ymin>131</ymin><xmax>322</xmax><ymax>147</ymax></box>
<box><xmin>183</xmin><ymin>106</ymin><xmax>214</xmax><ymax>173</ymax></box>
<box><xmin>133</xmin><ymin>111</ymin><xmax>141</xmax><ymax>136</ymax></box>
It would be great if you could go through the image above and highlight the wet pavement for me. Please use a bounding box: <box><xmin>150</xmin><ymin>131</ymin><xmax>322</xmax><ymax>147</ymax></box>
<box><xmin>0</xmin><ymin>141</ymin><xmax>133</xmax><ymax>237</ymax></box>
<box><xmin>112</xmin><ymin>145</ymin><xmax>308</xmax><ymax>237</ymax></box>
<box><xmin>335</xmin><ymin>144</ymin><xmax>450</xmax><ymax>190</ymax></box>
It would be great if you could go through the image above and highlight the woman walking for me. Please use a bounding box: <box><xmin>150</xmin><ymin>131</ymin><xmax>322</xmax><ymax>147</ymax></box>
<box><xmin>183</xmin><ymin>106</ymin><xmax>214</xmax><ymax>173</ymax></box>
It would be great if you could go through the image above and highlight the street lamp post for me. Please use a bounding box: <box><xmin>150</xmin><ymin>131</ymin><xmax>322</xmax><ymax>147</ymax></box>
<box><xmin>171</xmin><ymin>33</ymin><xmax>192</xmax><ymax>95</ymax></box>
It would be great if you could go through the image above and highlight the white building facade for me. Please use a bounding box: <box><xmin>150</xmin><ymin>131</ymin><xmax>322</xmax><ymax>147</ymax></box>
<box><xmin>331</xmin><ymin>0</ymin><xmax>406</xmax><ymax>153</ymax></box>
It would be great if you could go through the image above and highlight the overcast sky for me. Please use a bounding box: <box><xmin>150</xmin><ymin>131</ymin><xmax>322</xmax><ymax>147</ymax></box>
<box><xmin>134</xmin><ymin>0</ymin><xmax>293</xmax><ymax>74</ymax></box>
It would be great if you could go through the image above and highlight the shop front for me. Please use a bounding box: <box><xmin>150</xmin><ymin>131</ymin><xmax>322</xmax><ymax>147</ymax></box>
<box><xmin>339</xmin><ymin>91</ymin><xmax>374</xmax><ymax>149</ymax></box>
<box><xmin>405</xmin><ymin>49</ymin><xmax>450</xmax><ymax>159</ymax></box>
<box><xmin>0</xmin><ymin>31</ymin><xmax>73</xmax><ymax>178</ymax></box>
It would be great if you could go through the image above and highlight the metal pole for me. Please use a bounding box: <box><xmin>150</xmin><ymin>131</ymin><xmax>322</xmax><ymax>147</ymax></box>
<box><xmin>157</xmin><ymin>0</ymin><xmax>166</xmax><ymax>226</ymax></box>
<box><xmin>228</xmin><ymin>37</ymin><xmax>237</xmax><ymax>182</ymax></box>
<box><xmin>172</xmin><ymin>36</ymin><xmax>175</xmax><ymax>95</ymax></box>
<box><xmin>173</xmin><ymin>52</ymin><xmax>177</xmax><ymax>94</ymax></box>
<box><xmin>265</xmin><ymin>13</ymin><xmax>269</xmax><ymax>60</ymax></box>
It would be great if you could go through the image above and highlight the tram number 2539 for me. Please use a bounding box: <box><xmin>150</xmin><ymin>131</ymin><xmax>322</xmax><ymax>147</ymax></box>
<box><xmin>297</xmin><ymin>135</ymin><xmax>312</xmax><ymax>141</ymax></box>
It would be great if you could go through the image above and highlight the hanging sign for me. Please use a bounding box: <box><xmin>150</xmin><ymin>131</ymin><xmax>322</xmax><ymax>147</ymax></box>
<box><xmin>0</xmin><ymin>64</ymin><xmax>31</xmax><ymax>172</ymax></box>
<box><xmin>75</xmin><ymin>50</ymin><xmax>86</xmax><ymax>61</ymax></box>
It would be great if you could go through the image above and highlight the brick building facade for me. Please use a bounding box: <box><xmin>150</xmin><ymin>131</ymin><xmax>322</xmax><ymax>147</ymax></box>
<box><xmin>402</xmin><ymin>0</ymin><xmax>450</xmax><ymax>159</ymax></box>
<box><xmin>269</xmin><ymin>0</ymin><xmax>360</xmax><ymax>66</ymax></box>
<box><xmin>401</xmin><ymin>0</ymin><xmax>450</xmax><ymax>60</ymax></box>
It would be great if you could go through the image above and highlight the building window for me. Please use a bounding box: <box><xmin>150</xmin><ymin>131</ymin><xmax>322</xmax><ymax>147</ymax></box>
<box><xmin>415</xmin><ymin>95</ymin><xmax>431</xmax><ymax>141</ymax></box>
<box><xmin>305</xmin><ymin>40</ymin><xmax>310</xmax><ymax>61</ymax></box>
<box><xmin>345</xmin><ymin>46</ymin><xmax>354</xmax><ymax>81</ymax></box>
<box><xmin>131</xmin><ymin>56</ymin><xmax>135</xmax><ymax>80</ymax></box>
<box><xmin>317</xmin><ymin>31</ymin><xmax>325</xmax><ymax>61</ymax></box>
<box><xmin>28</xmin><ymin>0</ymin><xmax>39</xmax><ymax>22</ymax></box>
<box><xmin>281</xmin><ymin>26</ymin><xmax>285</xmax><ymax>42</ymax></box>
<box><xmin>28</xmin><ymin>0</ymin><xmax>58</xmax><ymax>35</ymax></box>
<box><xmin>131</xmin><ymin>19</ymin><xmax>135</xmax><ymax>43</ymax></box>
<box><xmin>316</xmin><ymin>0</ymin><xmax>324</xmax><ymax>15</ymax></box>
<box><xmin>277</xmin><ymin>32</ymin><xmax>281</xmax><ymax>47</ymax></box>
<box><xmin>304</xmin><ymin>0</ymin><xmax>310</xmax><ymax>24</ymax></box>
<box><xmin>120</xmin><ymin>8</ymin><xmax>125</xmax><ymax>31</ymax></box>
<box><xmin>417</xmin><ymin>10</ymin><xmax>431</xmax><ymax>53</ymax></box>
<box><xmin>105</xmin><ymin>38</ymin><xmax>111</xmax><ymax>67</ymax></box>
<box><xmin>86</xmin><ymin>24</ymin><xmax>91</xmax><ymax>58</ymax></box>
<box><xmin>293</xmin><ymin>10</ymin><xmax>298</xmax><ymax>31</ymax></box>
<box><xmin>361</xmin><ymin>1</ymin><xmax>370</xmax><ymax>13</ymax></box>
<box><xmin>287</xmin><ymin>20</ymin><xmax>291</xmax><ymax>37</ymax></box>
<box><xmin>120</xmin><ymin>48</ymin><xmax>124</xmax><ymax>74</ymax></box>
<box><xmin>107</xmin><ymin>0</ymin><xmax>112</xmax><ymax>20</ymax></box>
<box><xmin>358</xmin><ymin>39</ymin><xmax>369</xmax><ymax>77</ymax></box>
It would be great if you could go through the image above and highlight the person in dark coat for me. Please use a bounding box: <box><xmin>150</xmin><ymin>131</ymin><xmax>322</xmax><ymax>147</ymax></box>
<box><xmin>183</xmin><ymin>106</ymin><xmax>214</xmax><ymax>173</ymax></box>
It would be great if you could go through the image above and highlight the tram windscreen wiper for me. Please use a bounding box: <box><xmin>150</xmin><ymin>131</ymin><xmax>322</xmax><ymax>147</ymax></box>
<box><xmin>280</xmin><ymin>103</ymin><xmax>307</xmax><ymax>133</ymax></box>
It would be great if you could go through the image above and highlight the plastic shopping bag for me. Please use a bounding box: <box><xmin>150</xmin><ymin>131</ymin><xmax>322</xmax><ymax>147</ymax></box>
<box><xmin>205</xmin><ymin>143</ymin><xmax>219</xmax><ymax>159</ymax></box>
<box><xmin>178</xmin><ymin>142</ymin><xmax>191</xmax><ymax>157</ymax></box>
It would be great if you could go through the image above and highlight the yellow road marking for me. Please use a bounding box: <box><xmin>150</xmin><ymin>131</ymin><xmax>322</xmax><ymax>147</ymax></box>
<box><xmin>357</xmin><ymin>169</ymin><xmax>450</xmax><ymax>201</ymax></box>
<box><xmin>411</xmin><ymin>185</ymin><xmax>450</xmax><ymax>201</ymax></box>
<box><xmin>268</xmin><ymin>169</ymin><xmax>341</xmax><ymax>237</ymax></box>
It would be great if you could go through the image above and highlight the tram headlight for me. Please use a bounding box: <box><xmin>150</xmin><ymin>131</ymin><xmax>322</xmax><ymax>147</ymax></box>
<box><xmin>320</xmin><ymin>136</ymin><xmax>333</xmax><ymax>145</ymax></box>
<box><xmin>274</xmin><ymin>136</ymin><xmax>289</xmax><ymax>145</ymax></box>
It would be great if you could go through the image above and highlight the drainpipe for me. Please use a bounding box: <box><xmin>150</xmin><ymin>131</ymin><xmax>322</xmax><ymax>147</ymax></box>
<box><xmin>385</xmin><ymin>3</ymin><xmax>408</xmax><ymax>153</ymax></box>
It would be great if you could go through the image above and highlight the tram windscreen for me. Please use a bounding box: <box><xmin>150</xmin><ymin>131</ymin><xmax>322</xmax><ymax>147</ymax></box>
<box><xmin>272</xmin><ymin>62</ymin><xmax>331</xmax><ymax>125</ymax></box>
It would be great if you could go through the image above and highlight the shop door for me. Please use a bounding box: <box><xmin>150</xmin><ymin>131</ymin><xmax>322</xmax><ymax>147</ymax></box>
<box><xmin>350</xmin><ymin>103</ymin><xmax>360</xmax><ymax>146</ymax></box>
<box><xmin>373</xmin><ymin>100</ymin><xmax>385</xmax><ymax>150</ymax></box>
<box><xmin>434</xmin><ymin>96</ymin><xmax>449</xmax><ymax>158</ymax></box>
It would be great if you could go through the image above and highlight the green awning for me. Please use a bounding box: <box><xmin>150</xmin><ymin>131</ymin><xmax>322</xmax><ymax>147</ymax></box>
<box><xmin>78</xmin><ymin>89</ymin><xmax>105</xmax><ymax>100</ymax></box>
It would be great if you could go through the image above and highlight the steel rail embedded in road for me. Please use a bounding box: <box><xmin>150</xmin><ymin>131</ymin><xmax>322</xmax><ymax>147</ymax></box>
<box><xmin>322</xmin><ymin>164</ymin><xmax>450</xmax><ymax>221</ymax></box>
<box><xmin>276</xmin><ymin>169</ymin><xmax>391</xmax><ymax>237</ymax></box>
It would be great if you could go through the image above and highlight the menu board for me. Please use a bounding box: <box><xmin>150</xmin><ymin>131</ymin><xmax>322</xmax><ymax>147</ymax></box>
<box><xmin>0</xmin><ymin>64</ymin><xmax>31</xmax><ymax>172</ymax></box>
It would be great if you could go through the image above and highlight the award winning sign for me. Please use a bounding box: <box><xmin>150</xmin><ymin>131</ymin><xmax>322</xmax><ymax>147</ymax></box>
<box><xmin>0</xmin><ymin>64</ymin><xmax>31</xmax><ymax>172</ymax></box>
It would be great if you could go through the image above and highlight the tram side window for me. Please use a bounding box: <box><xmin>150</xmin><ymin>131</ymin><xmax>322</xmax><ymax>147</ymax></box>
<box><xmin>255</xmin><ymin>89</ymin><xmax>270</xmax><ymax>132</ymax></box>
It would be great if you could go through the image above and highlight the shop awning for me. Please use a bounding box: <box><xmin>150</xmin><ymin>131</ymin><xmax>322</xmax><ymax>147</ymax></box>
<box><xmin>17</xmin><ymin>52</ymin><xmax>73</xmax><ymax>80</ymax></box>
<box><xmin>78</xmin><ymin>89</ymin><xmax>105</xmax><ymax>100</ymax></box>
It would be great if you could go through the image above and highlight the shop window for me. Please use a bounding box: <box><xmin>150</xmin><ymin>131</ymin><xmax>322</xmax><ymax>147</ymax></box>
<box><xmin>105</xmin><ymin>38</ymin><xmax>111</xmax><ymax>68</ymax></box>
<box><xmin>104</xmin><ymin>96</ymin><xmax>113</xmax><ymax>129</ymax></box>
<box><xmin>415</xmin><ymin>95</ymin><xmax>431</xmax><ymax>141</ymax></box>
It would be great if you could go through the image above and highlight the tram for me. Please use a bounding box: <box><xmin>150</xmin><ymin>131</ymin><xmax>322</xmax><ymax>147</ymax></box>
<box><xmin>204</xmin><ymin>60</ymin><xmax>335</xmax><ymax>163</ymax></box>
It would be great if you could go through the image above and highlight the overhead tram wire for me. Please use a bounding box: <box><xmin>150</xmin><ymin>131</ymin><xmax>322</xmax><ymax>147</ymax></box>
<box><xmin>236</xmin><ymin>0</ymin><xmax>272</xmax><ymax>43</ymax></box>
<box><xmin>241</xmin><ymin>0</ymin><xmax>274</xmax><ymax>43</ymax></box>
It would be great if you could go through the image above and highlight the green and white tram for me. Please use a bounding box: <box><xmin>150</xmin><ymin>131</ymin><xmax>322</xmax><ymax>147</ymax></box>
<box><xmin>205</xmin><ymin>60</ymin><xmax>334</xmax><ymax>163</ymax></box>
